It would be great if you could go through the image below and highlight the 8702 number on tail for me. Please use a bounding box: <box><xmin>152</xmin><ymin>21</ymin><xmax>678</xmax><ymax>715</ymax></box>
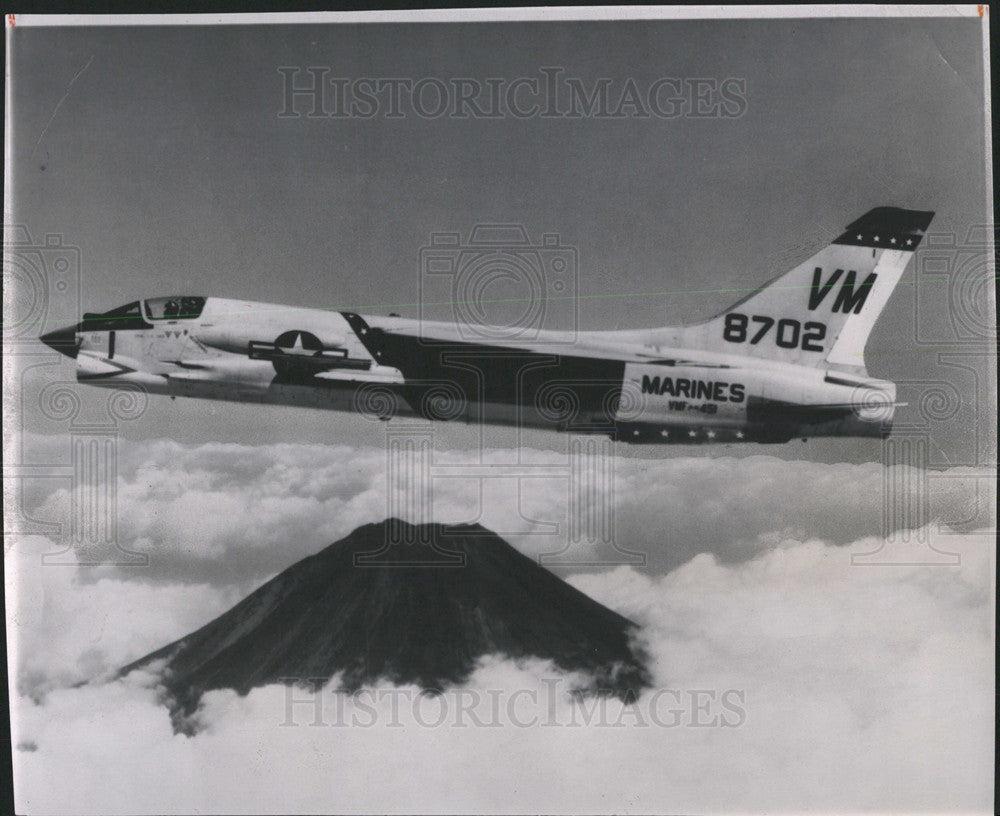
<box><xmin>722</xmin><ymin>313</ymin><xmax>826</xmax><ymax>352</ymax></box>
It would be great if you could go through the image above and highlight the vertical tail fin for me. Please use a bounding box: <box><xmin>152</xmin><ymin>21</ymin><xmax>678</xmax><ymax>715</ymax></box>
<box><xmin>637</xmin><ymin>207</ymin><xmax>934</xmax><ymax>372</ymax></box>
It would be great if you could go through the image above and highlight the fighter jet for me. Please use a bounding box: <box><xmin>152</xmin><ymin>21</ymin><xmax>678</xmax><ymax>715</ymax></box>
<box><xmin>40</xmin><ymin>207</ymin><xmax>932</xmax><ymax>444</ymax></box>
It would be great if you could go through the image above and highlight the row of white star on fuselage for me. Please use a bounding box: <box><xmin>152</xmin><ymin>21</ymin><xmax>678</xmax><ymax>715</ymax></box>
<box><xmin>856</xmin><ymin>233</ymin><xmax>915</xmax><ymax>245</ymax></box>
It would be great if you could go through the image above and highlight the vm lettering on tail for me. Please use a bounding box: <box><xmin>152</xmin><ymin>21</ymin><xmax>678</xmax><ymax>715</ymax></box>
<box><xmin>808</xmin><ymin>267</ymin><xmax>877</xmax><ymax>314</ymax></box>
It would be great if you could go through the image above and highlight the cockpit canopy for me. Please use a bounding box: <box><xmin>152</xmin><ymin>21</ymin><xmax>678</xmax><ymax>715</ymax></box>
<box><xmin>80</xmin><ymin>297</ymin><xmax>207</xmax><ymax>332</ymax></box>
<box><xmin>81</xmin><ymin>301</ymin><xmax>150</xmax><ymax>332</ymax></box>
<box><xmin>144</xmin><ymin>296</ymin><xmax>207</xmax><ymax>320</ymax></box>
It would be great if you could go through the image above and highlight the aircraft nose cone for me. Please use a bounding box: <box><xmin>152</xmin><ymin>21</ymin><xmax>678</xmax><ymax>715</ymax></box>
<box><xmin>39</xmin><ymin>324</ymin><xmax>80</xmax><ymax>358</ymax></box>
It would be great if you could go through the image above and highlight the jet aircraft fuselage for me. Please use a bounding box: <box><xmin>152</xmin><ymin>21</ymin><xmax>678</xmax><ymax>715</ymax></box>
<box><xmin>40</xmin><ymin>207</ymin><xmax>934</xmax><ymax>445</ymax></box>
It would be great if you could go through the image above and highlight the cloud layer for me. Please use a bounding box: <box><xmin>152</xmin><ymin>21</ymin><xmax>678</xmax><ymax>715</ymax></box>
<box><xmin>6</xmin><ymin>434</ymin><xmax>995</xmax><ymax>813</ymax></box>
<box><xmin>8</xmin><ymin>527</ymin><xmax>994</xmax><ymax>814</ymax></box>
<box><xmin>17</xmin><ymin>432</ymin><xmax>993</xmax><ymax>583</ymax></box>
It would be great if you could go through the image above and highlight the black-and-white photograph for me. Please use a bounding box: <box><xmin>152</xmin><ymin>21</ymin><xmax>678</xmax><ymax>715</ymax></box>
<box><xmin>3</xmin><ymin>7</ymin><xmax>995</xmax><ymax>814</ymax></box>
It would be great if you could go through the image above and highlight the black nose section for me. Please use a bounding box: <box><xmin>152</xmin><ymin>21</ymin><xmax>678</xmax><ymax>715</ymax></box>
<box><xmin>39</xmin><ymin>324</ymin><xmax>80</xmax><ymax>358</ymax></box>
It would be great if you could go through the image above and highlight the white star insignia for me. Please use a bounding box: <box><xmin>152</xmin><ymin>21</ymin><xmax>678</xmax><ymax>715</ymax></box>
<box><xmin>873</xmin><ymin>235</ymin><xmax>880</xmax><ymax>242</ymax></box>
<box><xmin>707</xmin><ymin>430</ymin><xmax>715</xmax><ymax>439</ymax></box>
<box><xmin>736</xmin><ymin>431</ymin><xmax>744</xmax><ymax>439</ymax></box>
<box><xmin>688</xmin><ymin>429</ymin><xmax>697</xmax><ymax>437</ymax></box>
<box><xmin>890</xmin><ymin>237</ymin><xmax>897</xmax><ymax>244</ymax></box>
<box><xmin>856</xmin><ymin>234</ymin><xmax>863</xmax><ymax>240</ymax></box>
<box><xmin>906</xmin><ymin>238</ymin><xmax>913</xmax><ymax>245</ymax></box>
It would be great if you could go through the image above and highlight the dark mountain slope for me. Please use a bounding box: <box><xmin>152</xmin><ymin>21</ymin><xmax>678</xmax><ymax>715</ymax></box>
<box><xmin>123</xmin><ymin>519</ymin><xmax>650</xmax><ymax>714</ymax></box>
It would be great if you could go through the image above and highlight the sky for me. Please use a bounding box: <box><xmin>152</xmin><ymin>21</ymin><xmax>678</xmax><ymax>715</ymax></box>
<box><xmin>6</xmin><ymin>13</ymin><xmax>994</xmax><ymax>461</ymax></box>
<box><xmin>3</xmin><ymin>11</ymin><xmax>996</xmax><ymax>815</ymax></box>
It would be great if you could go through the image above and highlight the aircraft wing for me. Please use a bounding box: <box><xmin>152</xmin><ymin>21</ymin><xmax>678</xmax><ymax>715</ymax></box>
<box><xmin>340</xmin><ymin>311</ymin><xmax>696</xmax><ymax>366</ymax></box>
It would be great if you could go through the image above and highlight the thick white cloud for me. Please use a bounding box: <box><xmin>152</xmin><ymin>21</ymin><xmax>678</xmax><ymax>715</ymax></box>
<box><xmin>16</xmin><ymin>433</ymin><xmax>991</xmax><ymax>583</ymax></box>
<box><xmin>7</xmin><ymin>433</ymin><xmax>994</xmax><ymax>812</ymax></box>
<box><xmin>7</xmin><ymin>527</ymin><xmax>995</xmax><ymax>814</ymax></box>
<box><xmin>6</xmin><ymin>536</ymin><xmax>247</xmax><ymax>697</ymax></box>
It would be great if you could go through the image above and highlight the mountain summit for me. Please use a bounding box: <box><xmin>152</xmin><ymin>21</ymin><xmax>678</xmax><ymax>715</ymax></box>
<box><xmin>123</xmin><ymin>519</ymin><xmax>650</xmax><ymax>714</ymax></box>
